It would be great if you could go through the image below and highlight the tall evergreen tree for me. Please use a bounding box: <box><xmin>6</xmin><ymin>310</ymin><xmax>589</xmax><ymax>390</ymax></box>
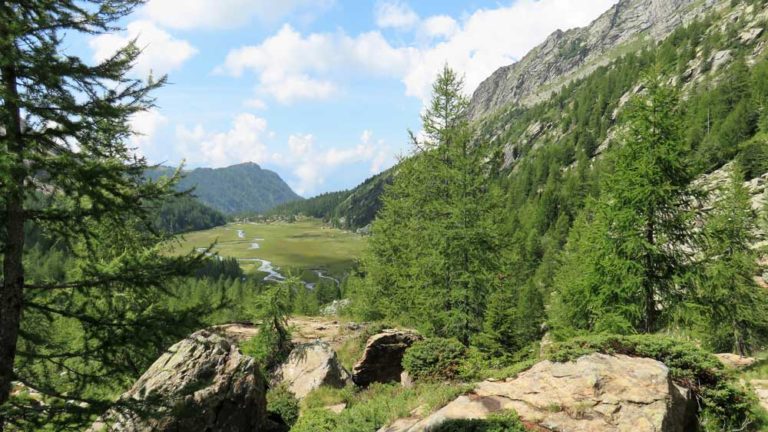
<box><xmin>695</xmin><ymin>169</ymin><xmax>768</xmax><ymax>355</ymax></box>
<box><xmin>364</xmin><ymin>66</ymin><xmax>504</xmax><ymax>343</ymax></box>
<box><xmin>552</xmin><ymin>76</ymin><xmax>697</xmax><ymax>334</ymax></box>
<box><xmin>0</xmin><ymin>2</ymin><xmax>202</xmax><ymax>429</ymax></box>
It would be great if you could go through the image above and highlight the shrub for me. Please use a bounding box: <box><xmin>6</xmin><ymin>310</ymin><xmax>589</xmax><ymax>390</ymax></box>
<box><xmin>430</xmin><ymin>410</ymin><xmax>527</xmax><ymax>432</ymax></box>
<box><xmin>266</xmin><ymin>384</ymin><xmax>300</xmax><ymax>427</ymax></box>
<box><xmin>403</xmin><ymin>338</ymin><xmax>467</xmax><ymax>381</ymax></box>
<box><xmin>291</xmin><ymin>407</ymin><xmax>338</xmax><ymax>432</ymax></box>
<box><xmin>546</xmin><ymin>334</ymin><xmax>763</xmax><ymax>431</ymax></box>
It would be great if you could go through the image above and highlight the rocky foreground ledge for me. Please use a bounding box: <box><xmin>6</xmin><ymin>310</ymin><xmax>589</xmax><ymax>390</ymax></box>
<box><xmin>89</xmin><ymin>321</ymin><xmax>754</xmax><ymax>432</ymax></box>
<box><xmin>379</xmin><ymin>353</ymin><xmax>695</xmax><ymax>432</ymax></box>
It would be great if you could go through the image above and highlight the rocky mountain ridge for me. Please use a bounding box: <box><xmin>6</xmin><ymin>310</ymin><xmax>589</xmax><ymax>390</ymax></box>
<box><xmin>468</xmin><ymin>0</ymin><xmax>724</xmax><ymax>120</ymax></box>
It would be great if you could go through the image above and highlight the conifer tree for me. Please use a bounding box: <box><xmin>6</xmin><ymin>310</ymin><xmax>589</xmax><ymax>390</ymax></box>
<box><xmin>696</xmin><ymin>170</ymin><xmax>768</xmax><ymax>355</ymax></box>
<box><xmin>0</xmin><ymin>2</ymin><xmax>202</xmax><ymax>429</ymax></box>
<box><xmin>365</xmin><ymin>66</ymin><xmax>504</xmax><ymax>343</ymax></box>
<box><xmin>552</xmin><ymin>76</ymin><xmax>697</xmax><ymax>334</ymax></box>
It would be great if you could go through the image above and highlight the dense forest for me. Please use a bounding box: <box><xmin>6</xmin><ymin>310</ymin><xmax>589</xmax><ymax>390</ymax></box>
<box><xmin>151</xmin><ymin>196</ymin><xmax>227</xmax><ymax>234</ymax></box>
<box><xmin>266</xmin><ymin>169</ymin><xmax>393</xmax><ymax>231</ymax></box>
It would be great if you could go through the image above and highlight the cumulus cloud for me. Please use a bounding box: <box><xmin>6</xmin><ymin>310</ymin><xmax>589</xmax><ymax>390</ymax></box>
<box><xmin>375</xmin><ymin>0</ymin><xmax>419</xmax><ymax>29</ymax></box>
<box><xmin>277</xmin><ymin>130</ymin><xmax>392</xmax><ymax>195</ymax></box>
<box><xmin>89</xmin><ymin>20</ymin><xmax>197</xmax><ymax>77</ymax></box>
<box><xmin>219</xmin><ymin>0</ymin><xmax>616</xmax><ymax>107</ymax></box>
<box><xmin>218</xmin><ymin>24</ymin><xmax>417</xmax><ymax>104</ymax></box>
<box><xmin>401</xmin><ymin>0</ymin><xmax>618</xmax><ymax>101</ymax></box>
<box><xmin>176</xmin><ymin>113</ymin><xmax>270</xmax><ymax>168</ymax></box>
<box><xmin>420</xmin><ymin>15</ymin><xmax>459</xmax><ymax>40</ymax></box>
<box><xmin>142</xmin><ymin>0</ymin><xmax>335</xmax><ymax>29</ymax></box>
<box><xmin>129</xmin><ymin>108</ymin><xmax>167</xmax><ymax>157</ymax></box>
<box><xmin>244</xmin><ymin>98</ymin><xmax>268</xmax><ymax>110</ymax></box>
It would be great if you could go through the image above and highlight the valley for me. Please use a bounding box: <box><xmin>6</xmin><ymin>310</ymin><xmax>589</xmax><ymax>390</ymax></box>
<box><xmin>174</xmin><ymin>219</ymin><xmax>366</xmax><ymax>282</ymax></box>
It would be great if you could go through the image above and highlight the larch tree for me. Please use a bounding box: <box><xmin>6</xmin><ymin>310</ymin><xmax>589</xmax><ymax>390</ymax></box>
<box><xmin>364</xmin><ymin>66</ymin><xmax>505</xmax><ymax>344</ymax></box>
<box><xmin>552</xmin><ymin>76</ymin><xmax>698</xmax><ymax>334</ymax></box>
<box><xmin>695</xmin><ymin>169</ymin><xmax>768</xmax><ymax>355</ymax></box>
<box><xmin>0</xmin><ymin>2</ymin><xmax>203</xmax><ymax>429</ymax></box>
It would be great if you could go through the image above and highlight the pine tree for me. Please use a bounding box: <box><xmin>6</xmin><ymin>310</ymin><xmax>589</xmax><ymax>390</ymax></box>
<box><xmin>0</xmin><ymin>2</ymin><xmax>202</xmax><ymax>429</ymax></box>
<box><xmin>696</xmin><ymin>169</ymin><xmax>768</xmax><ymax>355</ymax></box>
<box><xmin>364</xmin><ymin>66</ymin><xmax>504</xmax><ymax>343</ymax></box>
<box><xmin>552</xmin><ymin>76</ymin><xmax>697</xmax><ymax>334</ymax></box>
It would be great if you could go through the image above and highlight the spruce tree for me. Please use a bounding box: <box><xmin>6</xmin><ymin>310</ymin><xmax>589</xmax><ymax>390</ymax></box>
<box><xmin>696</xmin><ymin>169</ymin><xmax>768</xmax><ymax>355</ymax></box>
<box><xmin>0</xmin><ymin>2</ymin><xmax>202</xmax><ymax>429</ymax></box>
<box><xmin>552</xmin><ymin>76</ymin><xmax>697</xmax><ymax>334</ymax></box>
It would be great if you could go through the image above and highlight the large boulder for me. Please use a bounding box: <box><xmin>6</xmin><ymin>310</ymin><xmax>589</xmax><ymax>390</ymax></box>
<box><xmin>272</xmin><ymin>341</ymin><xmax>350</xmax><ymax>399</ymax></box>
<box><xmin>89</xmin><ymin>330</ymin><xmax>267</xmax><ymax>432</ymax></box>
<box><xmin>382</xmin><ymin>353</ymin><xmax>695</xmax><ymax>432</ymax></box>
<box><xmin>351</xmin><ymin>330</ymin><xmax>422</xmax><ymax>387</ymax></box>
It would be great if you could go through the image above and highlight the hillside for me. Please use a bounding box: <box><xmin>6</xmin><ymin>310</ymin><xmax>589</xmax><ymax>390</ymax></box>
<box><xmin>268</xmin><ymin>168</ymin><xmax>394</xmax><ymax>231</ymax></box>
<box><xmin>467</xmin><ymin>0</ymin><xmax>722</xmax><ymax>119</ymax></box>
<box><xmin>146</xmin><ymin>162</ymin><xmax>302</xmax><ymax>215</ymax></box>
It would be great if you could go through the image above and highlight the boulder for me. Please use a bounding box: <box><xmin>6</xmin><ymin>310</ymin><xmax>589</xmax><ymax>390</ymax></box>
<box><xmin>383</xmin><ymin>353</ymin><xmax>695</xmax><ymax>432</ymax></box>
<box><xmin>89</xmin><ymin>330</ymin><xmax>267</xmax><ymax>432</ymax></box>
<box><xmin>351</xmin><ymin>330</ymin><xmax>422</xmax><ymax>387</ymax></box>
<box><xmin>272</xmin><ymin>341</ymin><xmax>350</xmax><ymax>399</ymax></box>
<box><xmin>715</xmin><ymin>353</ymin><xmax>757</xmax><ymax>370</ymax></box>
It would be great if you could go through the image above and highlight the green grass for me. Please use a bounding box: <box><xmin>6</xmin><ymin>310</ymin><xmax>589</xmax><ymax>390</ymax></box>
<box><xmin>293</xmin><ymin>382</ymin><xmax>471</xmax><ymax>432</ymax></box>
<box><xmin>173</xmin><ymin>219</ymin><xmax>366</xmax><ymax>277</ymax></box>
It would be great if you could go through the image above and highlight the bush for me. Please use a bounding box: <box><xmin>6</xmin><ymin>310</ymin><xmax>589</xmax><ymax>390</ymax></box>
<box><xmin>431</xmin><ymin>410</ymin><xmax>527</xmax><ymax>432</ymax></box>
<box><xmin>266</xmin><ymin>384</ymin><xmax>300</xmax><ymax>427</ymax></box>
<box><xmin>291</xmin><ymin>407</ymin><xmax>338</xmax><ymax>432</ymax></box>
<box><xmin>546</xmin><ymin>334</ymin><xmax>763</xmax><ymax>431</ymax></box>
<box><xmin>403</xmin><ymin>338</ymin><xmax>467</xmax><ymax>381</ymax></box>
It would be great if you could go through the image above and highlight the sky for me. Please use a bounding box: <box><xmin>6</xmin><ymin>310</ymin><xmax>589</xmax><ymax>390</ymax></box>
<box><xmin>73</xmin><ymin>0</ymin><xmax>619</xmax><ymax>197</ymax></box>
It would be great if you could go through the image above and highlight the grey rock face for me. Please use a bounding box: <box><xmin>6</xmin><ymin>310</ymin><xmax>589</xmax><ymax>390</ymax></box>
<box><xmin>380</xmin><ymin>353</ymin><xmax>696</xmax><ymax>432</ymax></box>
<box><xmin>272</xmin><ymin>342</ymin><xmax>350</xmax><ymax>399</ymax></box>
<box><xmin>468</xmin><ymin>0</ymin><xmax>721</xmax><ymax>120</ymax></box>
<box><xmin>89</xmin><ymin>330</ymin><xmax>267</xmax><ymax>432</ymax></box>
<box><xmin>351</xmin><ymin>330</ymin><xmax>422</xmax><ymax>387</ymax></box>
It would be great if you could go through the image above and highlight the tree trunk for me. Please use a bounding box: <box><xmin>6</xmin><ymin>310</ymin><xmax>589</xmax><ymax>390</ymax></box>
<box><xmin>0</xmin><ymin>56</ymin><xmax>25</xmax><ymax>428</ymax></box>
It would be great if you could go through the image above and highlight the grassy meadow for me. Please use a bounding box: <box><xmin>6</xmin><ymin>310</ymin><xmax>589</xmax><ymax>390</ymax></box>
<box><xmin>174</xmin><ymin>219</ymin><xmax>366</xmax><ymax>280</ymax></box>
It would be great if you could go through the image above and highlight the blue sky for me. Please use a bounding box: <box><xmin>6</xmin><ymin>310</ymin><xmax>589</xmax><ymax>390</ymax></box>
<box><xmin>74</xmin><ymin>0</ymin><xmax>617</xmax><ymax>196</ymax></box>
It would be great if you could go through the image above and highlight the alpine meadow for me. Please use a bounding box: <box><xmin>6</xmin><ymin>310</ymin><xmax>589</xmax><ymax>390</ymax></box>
<box><xmin>4</xmin><ymin>1</ymin><xmax>768</xmax><ymax>431</ymax></box>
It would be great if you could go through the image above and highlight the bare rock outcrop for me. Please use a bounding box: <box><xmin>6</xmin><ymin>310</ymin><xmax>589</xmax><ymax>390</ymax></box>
<box><xmin>272</xmin><ymin>341</ymin><xmax>350</xmax><ymax>399</ymax></box>
<box><xmin>89</xmin><ymin>330</ymin><xmax>267</xmax><ymax>432</ymax></box>
<box><xmin>351</xmin><ymin>330</ymin><xmax>422</xmax><ymax>387</ymax></box>
<box><xmin>381</xmin><ymin>353</ymin><xmax>695</xmax><ymax>432</ymax></box>
<box><xmin>468</xmin><ymin>0</ymin><xmax>721</xmax><ymax>119</ymax></box>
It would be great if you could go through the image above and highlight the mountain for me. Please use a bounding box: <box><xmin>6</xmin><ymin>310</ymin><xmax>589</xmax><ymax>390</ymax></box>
<box><xmin>268</xmin><ymin>169</ymin><xmax>394</xmax><ymax>231</ymax></box>
<box><xmin>147</xmin><ymin>162</ymin><xmax>302</xmax><ymax>215</ymax></box>
<box><xmin>468</xmin><ymin>0</ymin><xmax>720</xmax><ymax>119</ymax></box>
<box><xmin>327</xmin><ymin>0</ymin><xmax>767</xmax><ymax>231</ymax></box>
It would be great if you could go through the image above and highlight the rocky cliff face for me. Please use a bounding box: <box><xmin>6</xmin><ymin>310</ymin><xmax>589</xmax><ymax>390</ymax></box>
<box><xmin>468</xmin><ymin>0</ymin><xmax>722</xmax><ymax>120</ymax></box>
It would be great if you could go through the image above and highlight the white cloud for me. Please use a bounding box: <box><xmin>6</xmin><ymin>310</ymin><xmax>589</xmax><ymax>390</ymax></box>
<box><xmin>288</xmin><ymin>133</ymin><xmax>314</xmax><ymax>158</ymax></box>
<box><xmin>277</xmin><ymin>130</ymin><xmax>392</xmax><ymax>195</ymax></box>
<box><xmin>420</xmin><ymin>15</ymin><xmax>458</xmax><ymax>39</ymax></box>
<box><xmin>402</xmin><ymin>0</ymin><xmax>618</xmax><ymax>101</ymax></box>
<box><xmin>219</xmin><ymin>0</ymin><xmax>616</xmax><ymax>107</ymax></box>
<box><xmin>129</xmin><ymin>108</ymin><xmax>167</xmax><ymax>156</ymax></box>
<box><xmin>375</xmin><ymin>0</ymin><xmax>419</xmax><ymax>29</ymax></box>
<box><xmin>89</xmin><ymin>20</ymin><xmax>197</xmax><ymax>77</ymax></box>
<box><xmin>176</xmin><ymin>113</ymin><xmax>270</xmax><ymax>167</ymax></box>
<box><xmin>142</xmin><ymin>0</ymin><xmax>335</xmax><ymax>30</ymax></box>
<box><xmin>244</xmin><ymin>98</ymin><xmax>268</xmax><ymax>110</ymax></box>
<box><xmin>218</xmin><ymin>24</ymin><xmax>416</xmax><ymax>104</ymax></box>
